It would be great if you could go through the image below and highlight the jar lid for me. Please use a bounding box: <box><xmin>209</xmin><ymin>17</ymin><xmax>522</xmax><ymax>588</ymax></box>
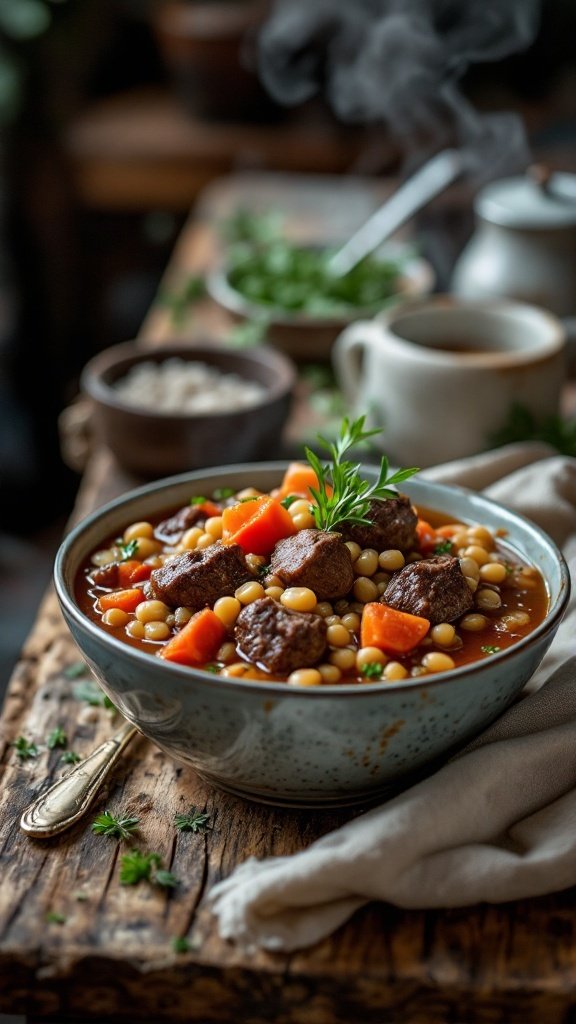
<box><xmin>476</xmin><ymin>173</ymin><xmax>576</xmax><ymax>229</ymax></box>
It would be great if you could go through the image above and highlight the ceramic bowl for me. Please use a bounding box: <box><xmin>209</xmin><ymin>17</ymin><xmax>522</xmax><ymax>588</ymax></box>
<box><xmin>54</xmin><ymin>465</ymin><xmax>569</xmax><ymax>808</ymax></box>
<box><xmin>80</xmin><ymin>342</ymin><xmax>296</xmax><ymax>478</ymax></box>
<box><xmin>206</xmin><ymin>250</ymin><xmax>434</xmax><ymax>360</ymax></box>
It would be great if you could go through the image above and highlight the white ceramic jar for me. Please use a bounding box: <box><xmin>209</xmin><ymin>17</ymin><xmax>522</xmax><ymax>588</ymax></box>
<box><xmin>452</xmin><ymin>173</ymin><xmax>576</xmax><ymax>317</ymax></box>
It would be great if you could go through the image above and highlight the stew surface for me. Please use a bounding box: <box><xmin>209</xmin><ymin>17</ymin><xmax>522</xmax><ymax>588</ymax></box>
<box><xmin>75</xmin><ymin>471</ymin><xmax>549</xmax><ymax>687</ymax></box>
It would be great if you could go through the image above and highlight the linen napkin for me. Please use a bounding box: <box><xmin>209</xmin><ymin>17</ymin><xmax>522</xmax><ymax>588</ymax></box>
<box><xmin>207</xmin><ymin>443</ymin><xmax>576</xmax><ymax>953</ymax></box>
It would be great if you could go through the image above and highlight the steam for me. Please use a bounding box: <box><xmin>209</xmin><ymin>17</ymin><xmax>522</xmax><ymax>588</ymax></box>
<box><xmin>257</xmin><ymin>0</ymin><xmax>542</xmax><ymax>179</ymax></box>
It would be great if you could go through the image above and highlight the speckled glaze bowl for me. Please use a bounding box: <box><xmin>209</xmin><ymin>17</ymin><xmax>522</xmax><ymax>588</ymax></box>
<box><xmin>54</xmin><ymin>465</ymin><xmax>570</xmax><ymax>807</ymax></box>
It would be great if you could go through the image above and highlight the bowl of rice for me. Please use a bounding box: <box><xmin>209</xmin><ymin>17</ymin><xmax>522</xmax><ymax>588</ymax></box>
<box><xmin>80</xmin><ymin>341</ymin><xmax>296</xmax><ymax>478</ymax></box>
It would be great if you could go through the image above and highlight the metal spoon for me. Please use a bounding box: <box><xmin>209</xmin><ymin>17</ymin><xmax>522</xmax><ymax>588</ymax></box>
<box><xmin>20</xmin><ymin>722</ymin><xmax>138</xmax><ymax>839</ymax></box>
<box><xmin>328</xmin><ymin>148</ymin><xmax>465</xmax><ymax>277</ymax></box>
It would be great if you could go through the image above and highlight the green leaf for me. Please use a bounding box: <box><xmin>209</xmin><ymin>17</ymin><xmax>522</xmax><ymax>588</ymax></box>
<box><xmin>47</xmin><ymin>726</ymin><xmax>67</xmax><ymax>750</ymax></box>
<box><xmin>118</xmin><ymin>539</ymin><xmax>138</xmax><ymax>561</ymax></box>
<box><xmin>46</xmin><ymin>911</ymin><xmax>66</xmax><ymax>925</ymax></box>
<box><xmin>481</xmin><ymin>645</ymin><xmax>501</xmax><ymax>655</ymax></box>
<box><xmin>174</xmin><ymin>809</ymin><xmax>212</xmax><ymax>834</ymax></box>
<box><xmin>212</xmin><ymin>487</ymin><xmax>235</xmax><ymax>500</ymax></box>
<box><xmin>60</xmin><ymin>750</ymin><xmax>81</xmax><ymax>765</ymax></box>
<box><xmin>119</xmin><ymin>850</ymin><xmax>161</xmax><ymax>886</ymax></box>
<box><xmin>64</xmin><ymin>661</ymin><xmax>89</xmax><ymax>679</ymax></box>
<box><xmin>73</xmin><ymin>679</ymin><xmax>116</xmax><ymax>712</ymax></box>
<box><xmin>12</xmin><ymin>736</ymin><xmax>39</xmax><ymax>761</ymax></box>
<box><xmin>154</xmin><ymin>869</ymin><xmax>179</xmax><ymax>889</ymax></box>
<box><xmin>360</xmin><ymin>662</ymin><xmax>384</xmax><ymax>680</ymax></box>
<box><xmin>172</xmin><ymin>936</ymin><xmax>191</xmax><ymax>954</ymax></box>
<box><xmin>91</xmin><ymin>810</ymin><xmax>140</xmax><ymax>841</ymax></box>
<box><xmin>189</xmin><ymin>495</ymin><xmax>208</xmax><ymax>506</ymax></box>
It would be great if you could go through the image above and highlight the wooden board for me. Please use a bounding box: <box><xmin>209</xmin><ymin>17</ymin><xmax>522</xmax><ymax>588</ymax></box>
<box><xmin>2</xmin><ymin>173</ymin><xmax>576</xmax><ymax>1023</ymax></box>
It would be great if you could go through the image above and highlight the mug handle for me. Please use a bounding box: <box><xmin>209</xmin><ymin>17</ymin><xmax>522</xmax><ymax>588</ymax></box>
<box><xmin>332</xmin><ymin>320</ymin><xmax>383</xmax><ymax>409</ymax></box>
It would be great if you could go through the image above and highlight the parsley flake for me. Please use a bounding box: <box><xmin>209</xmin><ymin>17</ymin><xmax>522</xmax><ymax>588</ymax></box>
<box><xmin>119</xmin><ymin>850</ymin><xmax>161</xmax><ymax>886</ymax></box>
<box><xmin>174</xmin><ymin>809</ymin><xmax>212</xmax><ymax>834</ymax></box>
<box><xmin>63</xmin><ymin>661</ymin><xmax>89</xmax><ymax>679</ymax></box>
<box><xmin>47</xmin><ymin>727</ymin><xmax>67</xmax><ymax>750</ymax></box>
<box><xmin>481</xmin><ymin>645</ymin><xmax>501</xmax><ymax>655</ymax></box>
<box><xmin>91</xmin><ymin>810</ymin><xmax>140</xmax><ymax>841</ymax></box>
<box><xmin>118</xmin><ymin>539</ymin><xmax>138</xmax><ymax>561</ymax></box>
<box><xmin>212</xmin><ymin>487</ymin><xmax>235</xmax><ymax>500</ymax></box>
<box><xmin>189</xmin><ymin>495</ymin><xmax>208</xmax><ymax>506</ymax></box>
<box><xmin>73</xmin><ymin>679</ymin><xmax>116</xmax><ymax>712</ymax></box>
<box><xmin>46</xmin><ymin>911</ymin><xmax>66</xmax><ymax>925</ymax></box>
<box><xmin>12</xmin><ymin>736</ymin><xmax>39</xmax><ymax>761</ymax></box>
<box><xmin>154</xmin><ymin>869</ymin><xmax>179</xmax><ymax>889</ymax></box>
<box><xmin>280</xmin><ymin>495</ymin><xmax>299</xmax><ymax>509</ymax></box>
<box><xmin>434</xmin><ymin>540</ymin><xmax>453</xmax><ymax>555</ymax></box>
<box><xmin>172</xmin><ymin>936</ymin><xmax>191</xmax><ymax>954</ymax></box>
<box><xmin>360</xmin><ymin>662</ymin><xmax>384</xmax><ymax>680</ymax></box>
<box><xmin>61</xmin><ymin>750</ymin><xmax>81</xmax><ymax>765</ymax></box>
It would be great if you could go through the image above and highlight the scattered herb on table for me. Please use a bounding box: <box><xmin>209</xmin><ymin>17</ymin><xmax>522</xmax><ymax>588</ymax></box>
<box><xmin>47</xmin><ymin>726</ymin><xmax>67</xmax><ymax>750</ymax></box>
<box><xmin>305</xmin><ymin>415</ymin><xmax>419</xmax><ymax>533</ymax></box>
<box><xmin>119</xmin><ymin>850</ymin><xmax>179</xmax><ymax>889</ymax></box>
<box><xmin>12</xmin><ymin>736</ymin><xmax>39</xmax><ymax>761</ymax></box>
<box><xmin>172</xmin><ymin>936</ymin><xmax>191</xmax><ymax>954</ymax></box>
<box><xmin>63</xmin><ymin>661</ymin><xmax>89</xmax><ymax>679</ymax></box>
<box><xmin>174</xmin><ymin>809</ymin><xmax>212</xmax><ymax>834</ymax></box>
<box><xmin>91</xmin><ymin>810</ymin><xmax>141</xmax><ymax>841</ymax></box>
<box><xmin>73</xmin><ymin>679</ymin><xmax>116</xmax><ymax>712</ymax></box>
<box><xmin>61</xmin><ymin>750</ymin><xmax>81</xmax><ymax>765</ymax></box>
<box><xmin>46</xmin><ymin>911</ymin><xmax>66</xmax><ymax>925</ymax></box>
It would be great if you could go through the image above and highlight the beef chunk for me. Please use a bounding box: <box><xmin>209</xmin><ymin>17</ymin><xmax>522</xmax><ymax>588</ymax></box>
<box><xmin>90</xmin><ymin>563</ymin><xmax>119</xmax><ymax>588</ymax></box>
<box><xmin>147</xmin><ymin>543</ymin><xmax>251</xmax><ymax>611</ymax></box>
<box><xmin>234</xmin><ymin>597</ymin><xmax>327</xmax><ymax>675</ymax></box>
<box><xmin>155</xmin><ymin>505</ymin><xmax>209</xmax><ymax>543</ymax></box>
<box><xmin>340</xmin><ymin>495</ymin><xmax>417</xmax><ymax>553</ymax></box>
<box><xmin>383</xmin><ymin>554</ymin><xmax>474</xmax><ymax>624</ymax></box>
<box><xmin>270</xmin><ymin>529</ymin><xmax>354</xmax><ymax>601</ymax></box>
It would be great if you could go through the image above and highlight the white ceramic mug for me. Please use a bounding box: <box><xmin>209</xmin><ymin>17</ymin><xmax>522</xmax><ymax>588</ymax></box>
<box><xmin>332</xmin><ymin>296</ymin><xmax>566</xmax><ymax>468</ymax></box>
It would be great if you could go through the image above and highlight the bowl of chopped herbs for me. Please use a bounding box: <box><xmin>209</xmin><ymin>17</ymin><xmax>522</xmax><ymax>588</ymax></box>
<box><xmin>207</xmin><ymin>210</ymin><xmax>434</xmax><ymax>359</ymax></box>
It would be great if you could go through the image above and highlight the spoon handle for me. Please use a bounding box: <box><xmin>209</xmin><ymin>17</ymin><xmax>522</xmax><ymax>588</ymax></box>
<box><xmin>20</xmin><ymin>722</ymin><xmax>137</xmax><ymax>839</ymax></box>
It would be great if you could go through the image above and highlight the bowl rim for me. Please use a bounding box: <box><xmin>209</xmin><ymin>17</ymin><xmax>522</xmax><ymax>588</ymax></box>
<box><xmin>206</xmin><ymin>249</ymin><xmax>435</xmax><ymax>328</ymax></box>
<box><xmin>54</xmin><ymin>461</ymin><xmax>571</xmax><ymax>699</ymax></box>
<box><xmin>80</xmin><ymin>341</ymin><xmax>297</xmax><ymax>421</ymax></box>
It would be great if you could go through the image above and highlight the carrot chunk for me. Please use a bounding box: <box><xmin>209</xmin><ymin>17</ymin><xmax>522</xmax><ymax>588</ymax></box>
<box><xmin>159</xmin><ymin>608</ymin><xmax>226</xmax><ymax>667</ymax></box>
<box><xmin>117</xmin><ymin>560</ymin><xmax>153</xmax><ymax>588</ymax></box>
<box><xmin>221</xmin><ymin>495</ymin><xmax>297</xmax><ymax>556</ymax></box>
<box><xmin>97</xmin><ymin>588</ymin><xmax>144</xmax><ymax>613</ymax></box>
<box><xmin>361</xmin><ymin>602</ymin><xmax>430</xmax><ymax>655</ymax></box>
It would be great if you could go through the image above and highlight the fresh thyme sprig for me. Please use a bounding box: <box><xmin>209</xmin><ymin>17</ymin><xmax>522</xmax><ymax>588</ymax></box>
<box><xmin>174</xmin><ymin>809</ymin><xmax>212</xmax><ymax>834</ymax></box>
<box><xmin>305</xmin><ymin>416</ymin><xmax>419</xmax><ymax>533</ymax></box>
<box><xmin>91</xmin><ymin>810</ymin><xmax>140</xmax><ymax>841</ymax></box>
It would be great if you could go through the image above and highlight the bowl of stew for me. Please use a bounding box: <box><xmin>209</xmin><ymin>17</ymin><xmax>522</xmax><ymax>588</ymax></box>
<box><xmin>55</xmin><ymin>461</ymin><xmax>569</xmax><ymax>807</ymax></box>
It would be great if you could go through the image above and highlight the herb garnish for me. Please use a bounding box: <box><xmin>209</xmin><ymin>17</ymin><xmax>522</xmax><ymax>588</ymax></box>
<box><xmin>64</xmin><ymin>661</ymin><xmax>89</xmax><ymax>679</ymax></box>
<box><xmin>481</xmin><ymin>645</ymin><xmax>501</xmax><ymax>655</ymax></box>
<box><xmin>47</xmin><ymin>727</ymin><xmax>67</xmax><ymax>750</ymax></box>
<box><xmin>212</xmin><ymin>487</ymin><xmax>235</xmax><ymax>500</ymax></box>
<box><xmin>73</xmin><ymin>679</ymin><xmax>117</xmax><ymax>712</ymax></box>
<box><xmin>154</xmin><ymin>869</ymin><xmax>179</xmax><ymax>889</ymax></box>
<box><xmin>305</xmin><ymin>416</ymin><xmax>419</xmax><ymax>533</ymax></box>
<box><xmin>190</xmin><ymin>495</ymin><xmax>208</xmax><ymax>506</ymax></box>
<box><xmin>434</xmin><ymin>540</ymin><xmax>453</xmax><ymax>555</ymax></box>
<box><xmin>118</xmin><ymin>539</ymin><xmax>138</xmax><ymax>561</ymax></box>
<box><xmin>46</xmin><ymin>911</ymin><xmax>66</xmax><ymax>925</ymax></box>
<box><xmin>280</xmin><ymin>495</ymin><xmax>299</xmax><ymax>509</ymax></box>
<box><xmin>360</xmin><ymin>662</ymin><xmax>384</xmax><ymax>680</ymax></box>
<box><xmin>174</xmin><ymin>809</ymin><xmax>212</xmax><ymax>834</ymax></box>
<box><xmin>12</xmin><ymin>736</ymin><xmax>39</xmax><ymax>761</ymax></box>
<box><xmin>91</xmin><ymin>810</ymin><xmax>140</xmax><ymax>840</ymax></box>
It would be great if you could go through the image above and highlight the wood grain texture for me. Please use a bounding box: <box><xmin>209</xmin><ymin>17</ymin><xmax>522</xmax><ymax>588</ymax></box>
<box><xmin>2</xmin><ymin>174</ymin><xmax>576</xmax><ymax>1023</ymax></box>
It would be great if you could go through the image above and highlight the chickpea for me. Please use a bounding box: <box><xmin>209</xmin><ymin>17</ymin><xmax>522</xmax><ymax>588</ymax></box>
<box><xmin>353</xmin><ymin>577</ymin><xmax>379</xmax><ymax>603</ymax></box>
<box><xmin>292</xmin><ymin>511</ymin><xmax>316</xmax><ymax>531</ymax></box>
<box><xmin>422</xmin><ymin>651</ymin><xmax>455</xmax><ymax>673</ymax></box>
<box><xmin>475</xmin><ymin>588</ymin><xmax>502</xmax><ymax>611</ymax></box>
<box><xmin>236</xmin><ymin>487</ymin><xmax>261</xmax><ymax>499</ymax></box>
<box><xmin>354</xmin><ymin>549</ymin><xmax>379</xmax><ymax>577</ymax></box>
<box><xmin>334</xmin><ymin>599</ymin><xmax>349</xmax><ymax>615</ymax></box>
<box><xmin>204</xmin><ymin>516</ymin><xmax>223</xmax><ymax>540</ymax></box>
<box><xmin>465</xmin><ymin>576</ymin><xmax>479</xmax><ymax>593</ymax></box>
<box><xmin>383</xmin><ymin>661</ymin><xmax>408</xmax><ymax>681</ymax></box>
<box><xmin>91</xmin><ymin>548</ymin><xmax>116</xmax><ymax>567</ymax></box>
<box><xmin>102</xmin><ymin>608</ymin><xmax>129</xmax><ymax>628</ymax></box>
<box><xmin>246</xmin><ymin>553</ymin><xmax>266</xmax><ymax>574</ymax></box>
<box><xmin>181</xmin><ymin>527</ymin><xmax>204</xmax><ymax>550</ymax></box>
<box><xmin>196</xmin><ymin>533</ymin><xmax>214</xmax><ymax>550</ymax></box>
<box><xmin>221</xmin><ymin>662</ymin><xmax>252</xmax><ymax>678</ymax></box>
<box><xmin>327</xmin><ymin>623</ymin><xmax>352</xmax><ymax>647</ymax></box>
<box><xmin>265</xmin><ymin>586</ymin><xmax>285</xmax><ymax>601</ymax></box>
<box><xmin>315</xmin><ymin>601</ymin><xmax>334</xmax><ymax>619</ymax></box>
<box><xmin>329</xmin><ymin>648</ymin><xmax>357</xmax><ymax>671</ymax></box>
<box><xmin>174</xmin><ymin>606</ymin><xmax>192</xmax><ymax>626</ymax></box>
<box><xmin>341</xmin><ymin>611</ymin><xmax>361</xmax><ymax>632</ymax></box>
<box><xmin>216</xmin><ymin>641</ymin><xmax>237</xmax><ymax>664</ymax></box>
<box><xmin>265</xmin><ymin>574</ymin><xmax>283</xmax><ymax>589</ymax></box>
<box><xmin>501</xmin><ymin>611</ymin><xmax>531</xmax><ymax>628</ymax></box>
<box><xmin>459</xmin><ymin>556</ymin><xmax>480</xmax><ymax>580</ymax></box>
<box><xmin>318</xmin><ymin>663</ymin><xmax>342</xmax><ymax>684</ymax></box>
<box><xmin>123</xmin><ymin>521</ymin><xmax>154</xmax><ymax>543</ymax></box>
<box><xmin>460</xmin><ymin>613</ymin><xmax>489</xmax><ymax>632</ymax></box>
<box><xmin>466</xmin><ymin>525</ymin><xmax>494</xmax><ymax>549</ymax></box>
<box><xmin>280</xmin><ymin>587</ymin><xmax>317</xmax><ymax>613</ymax></box>
<box><xmin>344</xmin><ymin>541</ymin><xmax>362</xmax><ymax>563</ymax></box>
<box><xmin>287</xmin><ymin>669</ymin><xmax>323</xmax><ymax>687</ymax></box>
<box><xmin>378</xmin><ymin>549</ymin><xmax>405</xmax><ymax>572</ymax></box>
<box><xmin>213</xmin><ymin>596</ymin><xmax>242</xmax><ymax>626</ymax></box>
<box><xmin>463</xmin><ymin>545</ymin><xmax>490</xmax><ymax>567</ymax></box>
<box><xmin>144</xmin><ymin>621</ymin><xmax>171</xmax><ymax>642</ymax></box>
<box><xmin>126</xmin><ymin>620</ymin><xmax>145</xmax><ymax>640</ymax></box>
<box><xmin>235</xmin><ymin>581</ymin><xmax>266</xmax><ymax>605</ymax></box>
<box><xmin>288</xmin><ymin>499</ymin><xmax>313</xmax><ymax>518</ymax></box>
<box><xmin>325</xmin><ymin>615</ymin><xmax>342</xmax><ymax>626</ymax></box>
<box><xmin>430</xmin><ymin>623</ymin><xmax>456</xmax><ymax>647</ymax></box>
<box><xmin>135</xmin><ymin>600</ymin><xmax>170</xmax><ymax>623</ymax></box>
<box><xmin>479</xmin><ymin>562</ymin><xmax>507</xmax><ymax>584</ymax></box>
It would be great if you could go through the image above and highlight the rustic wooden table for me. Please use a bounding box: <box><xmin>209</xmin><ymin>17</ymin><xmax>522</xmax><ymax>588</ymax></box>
<box><xmin>2</xmin><ymin>173</ymin><xmax>576</xmax><ymax>1024</ymax></box>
